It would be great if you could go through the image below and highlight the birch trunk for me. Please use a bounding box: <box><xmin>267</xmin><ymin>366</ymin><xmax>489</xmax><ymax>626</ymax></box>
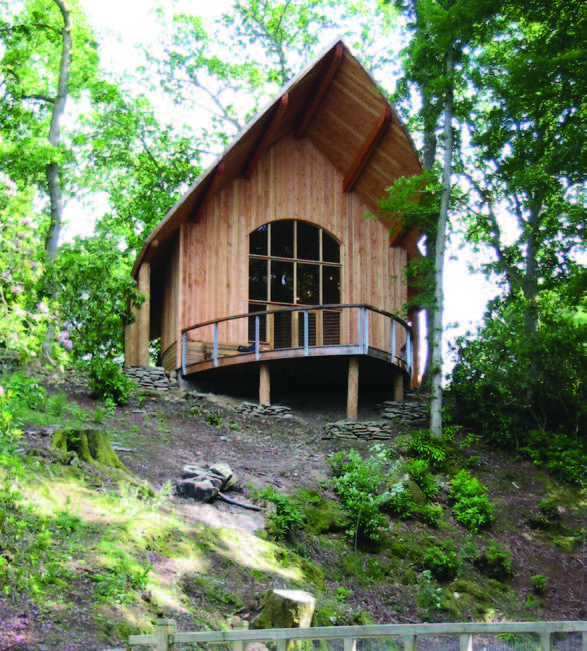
<box><xmin>430</xmin><ymin>50</ymin><xmax>455</xmax><ymax>438</ymax></box>
<box><xmin>44</xmin><ymin>0</ymin><xmax>72</xmax><ymax>261</ymax></box>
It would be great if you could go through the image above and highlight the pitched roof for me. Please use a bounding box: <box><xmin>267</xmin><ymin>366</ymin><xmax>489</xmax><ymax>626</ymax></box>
<box><xmin>133</xmin><ymin>39</ymin><xmax>422</xmax><ymax>277</ymax></box>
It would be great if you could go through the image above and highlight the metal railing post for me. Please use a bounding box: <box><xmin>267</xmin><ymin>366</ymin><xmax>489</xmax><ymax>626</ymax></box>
<box><xmin>460</xmin><ymin>634</ymin><xmax>472</xmax><ymax>651</ymax></box>
<box><xmin>303</xmin><ymin>310</ymin><xmax>309</xmax><ymax>356</ymax></box>
<box><xmin>213</xmin><ymin>323</ymin><xmax>219</xmax><ymax>367</ymax></box>
<box><xmin>181</xmin><ymin>332</ymin><xmax>187</xmax><ymax>376</ymax></box>
<box><xmin>406</xmin><ymin>330</ymin><xmax>412</xmax><ymax>375</ymax></box>
<box><xmin>390</xmin><ymin>320</ymin><xmax>396</xmax><ymax>363</ymax></box>
<box><xmin>357</xmin><ymin>308</ymin><xmax>363</xmax><ymax>353</ymax></box>
<box><xmin>363</xmin><ymin>308</ymin><xmax>369</xmax><ymax>352</ymax></box>
<box><xmin>255</xmin><ymin>316</ymin><xmax>260</xmax><ymax>361</ymax></box>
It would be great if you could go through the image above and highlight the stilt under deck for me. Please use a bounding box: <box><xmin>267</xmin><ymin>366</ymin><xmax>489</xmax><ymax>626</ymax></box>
<box><xmin>175</xmin><ymin>305</ymin><xmax>414</xmax><ymax>420</ymax></box>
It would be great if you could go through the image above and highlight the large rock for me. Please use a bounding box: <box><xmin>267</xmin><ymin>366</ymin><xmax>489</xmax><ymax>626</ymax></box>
<box><xmin>176</xmin><ymin>479</ymin><xmax>218</xmax><ymax>502</ymax></box>
<box><xmin>250</xmin><ymin>589</ymin><xmax>315</xmax><ymax>630</ymax></box>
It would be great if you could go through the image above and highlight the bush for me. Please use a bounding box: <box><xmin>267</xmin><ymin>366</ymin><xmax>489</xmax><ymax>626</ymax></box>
<box><xmin>87</xmin><ymin>359</ymin><xmax>134</xmax><ymax>406</ymax></box>
<box><xmin>406</xmin><ymin>459</ymin><xmax>439</xmax><ymax>500</ymax></box>
<box><xmin>447</xmin><ymin>292</ymin><xmax>587</xmax><ymax>486</ymax></box>
<box><xmin>4</xmin><ymin>372</ymin><xmax>46</xmax><ymax>409</ymax></box>
<box><xmin>474</xmin><ymin>541</ymin><xmax>512</xmax><ymax>580</ymax></box>
<box><xmin>328</xmin><ymin>445</ymin><xmax>396</xmax><ymax>544</ymax></box>
<box><xmin>449</xmin><ymin>470</ymin><xmax>494</xmax><ymax>533</ymax></box>
<box><xmin>260</xmin><ymin>486</ymin><xmax>304</xmax><ymax>541</ymax></box>
<box><xmin>409</xmin><ymin>430</ymin><xmax>447</xmax><ymax>470</ymax></box>
<box><xmin>422</xmin><ymin>541</ymin><xmax>459</xmax><ymax>581</ymax></box>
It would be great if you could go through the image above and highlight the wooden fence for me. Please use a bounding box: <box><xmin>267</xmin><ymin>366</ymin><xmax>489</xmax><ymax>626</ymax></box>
<box><xmin>105</xmin><ymin>619</ymin><xmax>587</xmax><ymax>651</ymax></box>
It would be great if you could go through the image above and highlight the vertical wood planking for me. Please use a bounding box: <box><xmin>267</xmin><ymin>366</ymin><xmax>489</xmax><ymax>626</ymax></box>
<box><xmin>137</xmin><ymin>263</ymin><xmax>151</xmax><ymax>366</ymax></box>
<box><xmin>170</xmin><ymin>135</ymin><xmax>408</xmax><ymax>370</ymax></box>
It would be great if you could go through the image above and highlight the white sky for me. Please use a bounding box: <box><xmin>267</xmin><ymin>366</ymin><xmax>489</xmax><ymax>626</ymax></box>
<box><xmin>75</xmin><ymin>0</ymin><xmax>498</xmax><ymax>371</ymax></box>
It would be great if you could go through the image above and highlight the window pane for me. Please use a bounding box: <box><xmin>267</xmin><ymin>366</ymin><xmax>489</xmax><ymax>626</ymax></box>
<box><xmin>249</xmin><ymin>258</ymin><xmax>267</xmax><ymax>301</ymax></box>
<box><xmin>271</xmin><ymin>220</ymin><xmax>294</xmax><ymax>258</ymax></box>
<box><xmin>297</xmin><ymin>221</ymin><xmax>320</xmax><ymax>261</ymax></box>
<box><xmin>323</xmin><ymin>232</ymin><xmax>340</xmax><ymax>263</ymax></box>
<box><xmin>296</xmin><ymin>263</ymin><xmax>319</xmax><ymax>305</ymax></box>
<box><xmin>270</xmin><ymin>260</ymin><xmax>294</xmax><ymax>304</ymax></box>
<box><xmin>322</xmin><ymin>266</ymin><xmax>340</xmax><ymax>304</ymax></box>
<box><xmin>249</xmin><ymin>224</ymin><xmax>268</xmax><ymax>255</ymax></box>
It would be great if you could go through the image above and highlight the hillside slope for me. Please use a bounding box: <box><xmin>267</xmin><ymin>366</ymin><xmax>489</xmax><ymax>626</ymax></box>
<box><xmin>0</xmin><ymin>373</ymin><xmax>584</xmax><ymax>650</ymax></box>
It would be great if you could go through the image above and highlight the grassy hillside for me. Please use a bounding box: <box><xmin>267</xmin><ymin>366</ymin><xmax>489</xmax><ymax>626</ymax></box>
<box><xmin>0</xmin><ymin>370</ymin><xmax>584</xmax><ymax>650</ymax></box>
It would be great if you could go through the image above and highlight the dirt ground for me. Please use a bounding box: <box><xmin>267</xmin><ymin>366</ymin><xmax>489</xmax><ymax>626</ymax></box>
<box><xmin>1</xmin><ymin>378</ymin><xmax>585</xmax><ymax>651</ymax></box>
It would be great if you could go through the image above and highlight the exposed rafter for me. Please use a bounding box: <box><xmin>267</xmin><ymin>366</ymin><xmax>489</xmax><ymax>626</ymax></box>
<box><xmin>343</xmin><ymin>108</ymin><xmax>392</xmax><ymax>193</ymax></box>
<box><xmin>144</xmin><ymin>238</ymin><xmax>159</xmax><ymax>264</ymax></box>
<box><xmin>295</xmin><ymin>42</ymin><xmax>344</xmax><ymax>139</ymax></box>
<box><xmin>190</xmin><ymin>162</ymin><xmax>225</xmax><ymax>223</ymax></box>
<box><xmin>243</xmin><ymin>94</ymin><xmax>289</xmax><ymax>180</ymax></box>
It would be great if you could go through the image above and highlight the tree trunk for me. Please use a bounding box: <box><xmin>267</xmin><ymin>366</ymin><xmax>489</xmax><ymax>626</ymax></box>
<box><xmin>44</xmin><ymin>0</ymin><xmax>72</xmax><ymax>261</ymax></box>
<box><xmin>430</xmin><ymin>50</ymin><xmax>455</xmax><ymax>438</ymax></box>
<box><xmin>52</xmin><ymin>428</ymin><xmax>129</xmax><ymax>471</ymax></box>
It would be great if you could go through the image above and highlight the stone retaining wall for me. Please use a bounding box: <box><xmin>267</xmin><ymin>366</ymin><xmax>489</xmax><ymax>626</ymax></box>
<box><xmin>124</xmin><ymin>366</ymin><xmax>179</xmax><ymax>391</ymax></box>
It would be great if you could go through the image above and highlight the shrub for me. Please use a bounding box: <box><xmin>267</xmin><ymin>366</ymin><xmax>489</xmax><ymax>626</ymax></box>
<box><xmin>328</xmin><ymin>445</ymin><xmax>396</xmax><ymax>544</ymax></box>
<box><xmin>449</xmin><ymin>470</ymin><xmax>494</xmax><ymax>533</ymax></box>
<box><xmin>530</xmin><ymin>574</ymin><xmax>548</xmax><ymax>595</ymax></box>
<box><xmin>447</xmin><ymin>293</ymin><xmax>587</xmax><ymax>486</ymax></box>
<box><xmin>409</xmin><ymin>430</ymin><xmax>447</xmax><ymax>470</ymax></box>
<box><xmin>422</xmin><ymin>542</ymin><xmax>459</xmax><ymax>581</ymax></box>
<box><xmin>474</xmin><ymin>541</ymin><xmax>512</xmax><ymax>580</ymax></box>
<box><xmin>260</xmin><ymin>486</ymin><xmax>304</xmax><ymax>541</ymax></box>
<box><xmin>87</xmin><ymin>358</ymin><xmax>134</xmax><ymax>406</ymax></box>
<box><xmin>406</xmin><ymin>459</ymin><xmax>439</xmax><ymax>500</ymax></box>
<box><xmin>5</xmin><ymin>372</ymin><xmax>46</xmax><ymax>409</ymax></box>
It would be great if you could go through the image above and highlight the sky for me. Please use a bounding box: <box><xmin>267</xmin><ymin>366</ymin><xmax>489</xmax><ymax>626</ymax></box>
<box><xmin>76</xmin><ymin>0</ymin><xmax>499</xmax><ymax>371</ymax></box>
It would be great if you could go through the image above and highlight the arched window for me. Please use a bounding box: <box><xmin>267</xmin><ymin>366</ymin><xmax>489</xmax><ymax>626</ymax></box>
<box><xmin>248</xmin><ymin>220</ymin><xmax>341</xmax><ymax>347</ymax></box>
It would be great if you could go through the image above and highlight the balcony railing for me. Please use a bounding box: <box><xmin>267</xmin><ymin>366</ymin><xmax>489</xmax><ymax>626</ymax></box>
<box><xmin>179</xmin><ymin>304</ymin><xmax>413</xmax><ymax>378</ymax></box>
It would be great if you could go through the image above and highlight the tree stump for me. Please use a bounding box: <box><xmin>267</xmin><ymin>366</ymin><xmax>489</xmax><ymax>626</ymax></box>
<box><xmin>251</xmin><ymin>589</ymin><xmax>315</xmax><ymax>630</ymax></box>
<box><xmin>51</xmin><ymin>428</ymin><xmax>154</xmax><ymax>495</ymax></box>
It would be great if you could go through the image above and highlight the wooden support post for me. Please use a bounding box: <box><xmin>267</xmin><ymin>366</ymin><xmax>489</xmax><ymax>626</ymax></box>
<box><xmin>403</xmin><ymin>635</ymin><xmax>417</xmax><ymax>651</ymax></box>
<box><xmin>124</xmin><ymin>320</ymin><xmax>137</xmax><ymax>367</ymax></box>
<box><xmin>460</xmin><ymin>634</ymin><xmax>473</xmax><ymax>651</ymax></box>
<box><xmin>231</xmin><ymin>619</ymin><xmax>249</xmax><ymax>651</ymax></box>
<box><xmin>393</xmin><ymin>373</ymin><xmax>404</xmax><ymax>402</ymax></box>
<box><xmin>155</xmin><ymin>619</ymin><xmax>175</xmax><ymax>651</ymax></box>
<box><xmin>347</xmin><ymin>356</ymin><xmax>359</xmax><ymax>421</ymax></box>
<box><xmin>137</xmin><ymin>262</ymin><xmax>150</xmax><ymax>366</ymax></box>
<box><xmin>260</xmin><ymin>363</ymin><xmax>270</xmax><ymax>405</ymax></box>
<box><xmin>344</xmin><ymin>638</ymin><xmax>357</xmax><ymax>651</ymax></box>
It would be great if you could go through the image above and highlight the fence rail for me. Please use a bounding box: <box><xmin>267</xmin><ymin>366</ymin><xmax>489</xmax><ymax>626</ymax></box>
<box><xmin>180</xmin><ymin>304</ymin><xmax>413</xmax><ymax>378</ymax></box>
<box><xmin>105</xmin><ymin>619</ymin><xmax>587</xmax><ymax>651</ymax></box>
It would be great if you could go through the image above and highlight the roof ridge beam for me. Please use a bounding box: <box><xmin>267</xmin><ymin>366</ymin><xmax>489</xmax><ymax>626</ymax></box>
<box><xmin>243</xmin><ymin>94</ymin><xmax>289</xmax><ymax>180</ymax></box>
<box><xmin>190</xmin><ymin>162</ymin><xmax>225</xmax><ymax>223</ymax></box>
<box><xmin>295</xmin><ymin>42</ymin><xmax>344</xmax><ymax>139</ymax></box>
<box><xmin>343</xmin><ymin>108</ymin><xmax>392</xmax><ymax>193</ymax></box>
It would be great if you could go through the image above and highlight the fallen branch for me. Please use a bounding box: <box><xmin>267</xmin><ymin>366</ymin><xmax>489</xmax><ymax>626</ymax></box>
<box><xmin>217</xmin><ymin>492</ymin><xmax>264</xmax><ymax>511</ymax></box>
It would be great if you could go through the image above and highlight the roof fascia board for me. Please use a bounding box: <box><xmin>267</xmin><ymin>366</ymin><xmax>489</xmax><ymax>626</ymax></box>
<box><xmin>190</xmin><ymin>162</ymin><xmax>225</xmax><ymax>223</ymax></box>
<box><xmin>243</xmin><ymin>94</ymin><xmax>289</xmax><ymax>180</ymax></box>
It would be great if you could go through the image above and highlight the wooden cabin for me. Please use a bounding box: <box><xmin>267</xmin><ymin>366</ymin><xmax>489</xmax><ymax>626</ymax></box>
<box><xmin>125</xmin><ymin>40</ymin><xmax>423</xmax><ymax>418</ymax></box>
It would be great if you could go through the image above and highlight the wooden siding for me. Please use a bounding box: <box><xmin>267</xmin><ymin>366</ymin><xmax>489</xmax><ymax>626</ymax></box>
<box><xmin>160</xmin><ymin>235</ymin><xmax>180</xmax><ymax>360</ymax></box>
<box><xmin>159</xmin><ymin>136</ymin><xmax>407</xmax><ymax>371</ymax></box>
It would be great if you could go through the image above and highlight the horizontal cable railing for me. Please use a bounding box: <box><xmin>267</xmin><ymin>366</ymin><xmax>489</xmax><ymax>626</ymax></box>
<box><xmin>105</xmin><ymin>619</ymin><xmax>587</xmax><ymax>651</ymax></box>
<box><xmin>180</xmin><ymin>304</ymin><xmax>413</xmax><ymax>377</ymax></box>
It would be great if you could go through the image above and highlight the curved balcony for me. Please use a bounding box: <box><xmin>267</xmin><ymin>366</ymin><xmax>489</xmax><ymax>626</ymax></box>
<box><xmin>177</xmin><ymin>304</ymin><xmax>413</xmax><ymax>394</ymax></box>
